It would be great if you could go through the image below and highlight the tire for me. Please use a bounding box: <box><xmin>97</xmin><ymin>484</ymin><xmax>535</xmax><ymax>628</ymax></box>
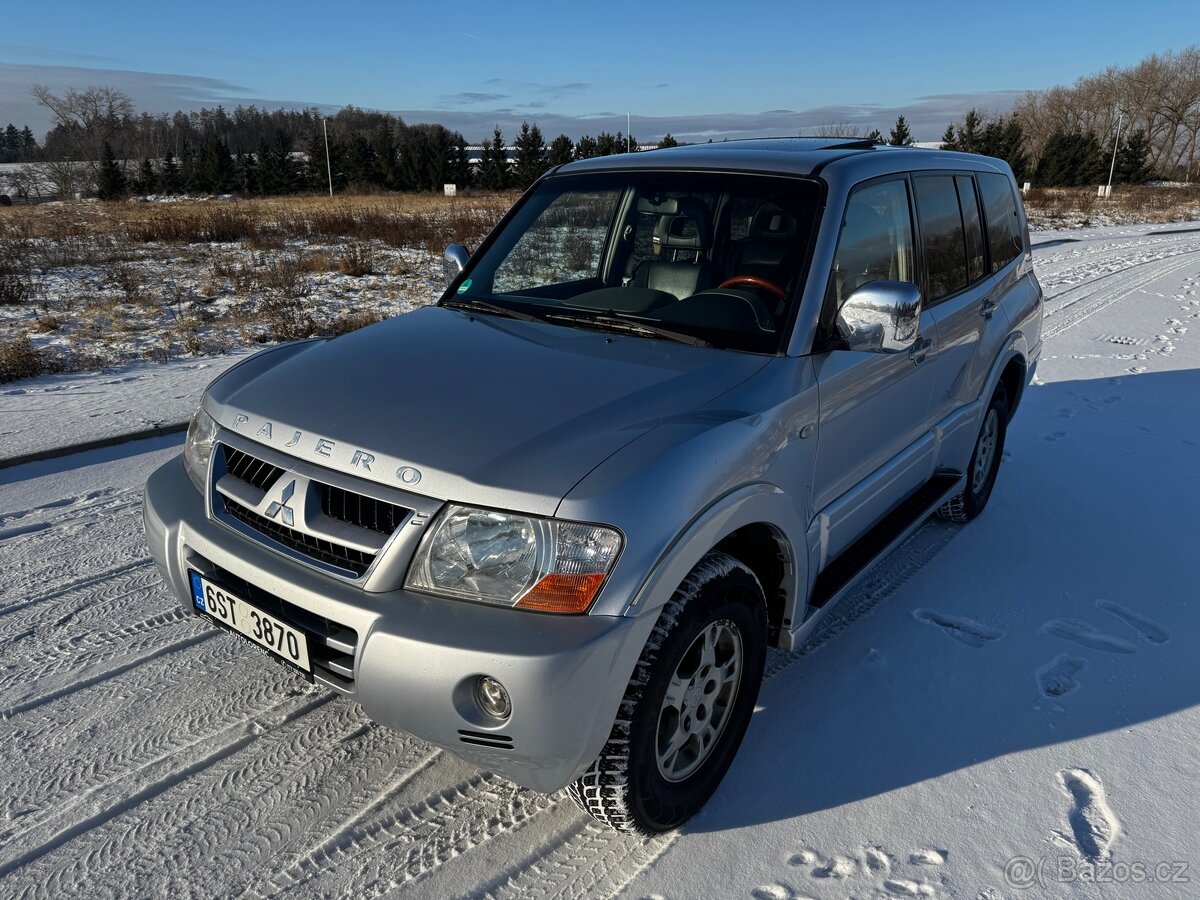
<box><xmin>938</xmin><ymin>383</ymin><xmax>1009</xmax><ymax>523</ymax></box>
<box><xmin>567</xmin><ymin>550</ymin><xmax>767</xmax><ymax>834</ymax></box>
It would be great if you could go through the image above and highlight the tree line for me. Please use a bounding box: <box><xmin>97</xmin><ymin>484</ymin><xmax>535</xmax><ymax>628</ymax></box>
<box><xmin>17</xmin><ymin>85</ymin><xmax>671</xmax><ymax>201</ymax></box>
<box><xmin>1</xmin><ymin>124</ymin><xmax>40</xmax><ymax>164</ymax></box>
<box><xmin>14</xmin><ymin>45</ymin><xmax>1198</xmax><ymax>201</ymax></box>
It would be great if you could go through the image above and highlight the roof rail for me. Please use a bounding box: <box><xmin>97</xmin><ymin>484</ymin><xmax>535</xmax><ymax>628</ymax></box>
<box><xmin>823</xmin><ymin>139</ymin><xmax>879</xmax><ymax>150</ymax></box>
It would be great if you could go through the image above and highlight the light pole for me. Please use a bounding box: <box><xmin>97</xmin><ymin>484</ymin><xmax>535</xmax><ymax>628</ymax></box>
<box><xmin>1105</xmin><ymin>110</ymin><xmax>1124</xmax><ymax>198</ymax></box>
<box><xmin>322</xmin><ymin>118</ymin><xmax>334</xmax><ymax>197</ymax></box>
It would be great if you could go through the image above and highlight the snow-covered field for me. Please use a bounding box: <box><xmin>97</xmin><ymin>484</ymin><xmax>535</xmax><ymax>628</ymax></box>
<box><xmin>1</xmin><ymin>222</ymin><xmax>1198</xmax><ymax>899</ymax></box>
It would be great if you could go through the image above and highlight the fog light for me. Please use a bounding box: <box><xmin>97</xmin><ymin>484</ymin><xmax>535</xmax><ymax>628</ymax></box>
<box><xmin>475</xmin><ymin>676</ymin><xmax>511</xmax><ymax>720</ymax></box>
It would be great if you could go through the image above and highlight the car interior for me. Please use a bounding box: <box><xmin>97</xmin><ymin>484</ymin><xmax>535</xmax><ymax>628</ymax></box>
<box><xmin>464</xmin><ymin>174</ymin><xmax>821</xmax><ymax>352</ymax></box>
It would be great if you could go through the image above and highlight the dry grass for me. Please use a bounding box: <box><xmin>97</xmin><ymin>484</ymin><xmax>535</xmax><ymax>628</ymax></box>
<box><xmin>0</xmin><ymin>193</ymin><xmax>515</xmax><ymax>250</ymax></box>
<box><xmin>1024</xmin><ymin>184</ymin><xmax>1200</xmax><ymax>227</ymax></box>
<box><xmin>0</xmin><ymin>335</ymin><xmax>53</xmax><ymax>382</ymax></box>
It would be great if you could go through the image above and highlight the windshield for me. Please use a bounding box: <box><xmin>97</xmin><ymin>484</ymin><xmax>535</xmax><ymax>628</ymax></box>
<box><xmin>447</xmin><ymin>171</ymin><xmax>821</xmax><ymax>353</ymax></box>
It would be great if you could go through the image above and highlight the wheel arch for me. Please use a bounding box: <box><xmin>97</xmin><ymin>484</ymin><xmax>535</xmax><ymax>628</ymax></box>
<box><xmin>623</xmin><ymin>483</ymin><xmax>806</xmax><ymax>650</ymax></box>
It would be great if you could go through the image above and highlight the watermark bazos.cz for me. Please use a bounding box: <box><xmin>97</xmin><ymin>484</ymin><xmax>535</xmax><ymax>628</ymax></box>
<box><xmin>1003</xmin><ymin>855</ymin><xmax>1190</xmax><ymax>890</ymax></box>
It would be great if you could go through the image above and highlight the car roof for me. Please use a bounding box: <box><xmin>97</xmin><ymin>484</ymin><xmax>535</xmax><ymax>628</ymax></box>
<box><xmin>556</xmin><ymin>137</ymin><xmax>1009</xmax><ymax>179</ymax></box>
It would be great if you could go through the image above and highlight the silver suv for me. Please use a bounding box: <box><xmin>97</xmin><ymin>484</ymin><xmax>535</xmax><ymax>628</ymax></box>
<box><xmin>143</xmin><ymin>138</ymin><xmax>1042</xmax><ymax>834</ymax></box>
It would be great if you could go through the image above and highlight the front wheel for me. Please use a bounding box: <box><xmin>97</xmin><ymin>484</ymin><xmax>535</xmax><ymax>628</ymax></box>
<box><xmin>567</xmin><ymin>551</ymin><xmax>767</xmax><ymax>834</ymax></box>
<box><xmin>938</xmin><ymin>383</ymin><xmax>1009</xmax><ymax>523</ymax></box>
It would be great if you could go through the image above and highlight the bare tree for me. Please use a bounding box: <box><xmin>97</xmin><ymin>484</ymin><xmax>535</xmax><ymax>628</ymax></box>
<box><xmin>19</xmin><ymin>160</ymin><xmax>92</xmax><ymax>201</ymax></box>
<box><xmin>30</xmin><ymin>84</ymin><xmax>134</xmax><ymax>178</ymax></box>
<box><xmin>1015</xmin><ymin>46</ymin><xmax>1200</xmax><ymax>180</ymax></box>
<box><xmin>811</xmin><ymin>122</ymin><xmax>865</xmax><ymax>138</ymax></box>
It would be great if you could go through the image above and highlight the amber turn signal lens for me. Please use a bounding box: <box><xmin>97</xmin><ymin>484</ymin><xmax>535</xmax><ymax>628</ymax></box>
<box><xmin>514</xmin><ymin>572</ymin><xmax>608</xmax><ymax>613</ymax></box>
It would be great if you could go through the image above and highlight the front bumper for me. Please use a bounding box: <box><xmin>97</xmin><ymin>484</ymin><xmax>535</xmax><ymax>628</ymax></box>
<box><xmin>143</xmin><ymin>457</ymin><xmax>656</xmax><ymax>792</ymax></box>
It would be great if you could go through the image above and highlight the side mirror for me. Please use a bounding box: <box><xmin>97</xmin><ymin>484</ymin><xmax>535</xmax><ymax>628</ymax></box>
<box><xmin>835</xmin><ymin>280</ymin><xmax>922</xmax><ymax>352</ymax></box>
<box><xmin>443</xmin><ymin>243</ymin><xmax>470</xmax><ymax>288</ymax></box>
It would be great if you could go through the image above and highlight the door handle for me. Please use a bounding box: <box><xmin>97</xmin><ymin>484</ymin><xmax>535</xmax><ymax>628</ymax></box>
<box><xmin>909</xmin><ymin>335</ymin><xmax>933</xmax><ymax>365</ymax></box>
<box><xmin>981</xmin><ymin>298</ymin><xmax>997</xmax><ymax>321</ymax></box>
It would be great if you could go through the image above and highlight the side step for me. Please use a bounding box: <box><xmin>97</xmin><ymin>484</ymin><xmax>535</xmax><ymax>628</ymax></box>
<box><xmin>809</xmin><ymin>472</ymin><xmax>962</xmax><ymax>609</ymax></box>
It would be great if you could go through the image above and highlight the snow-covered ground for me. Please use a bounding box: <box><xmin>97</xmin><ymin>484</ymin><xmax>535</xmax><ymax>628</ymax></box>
<box><xmin>1</xmin><ymin>222</ymin><xmax>1198</xmax><ymax>899</ymax></box>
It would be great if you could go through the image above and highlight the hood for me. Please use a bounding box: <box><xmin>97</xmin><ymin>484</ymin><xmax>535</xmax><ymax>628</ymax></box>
<box><xmin>205</xmin><ymin>306</ymin><xmax>769</xmax><ymax>515</ymax></box>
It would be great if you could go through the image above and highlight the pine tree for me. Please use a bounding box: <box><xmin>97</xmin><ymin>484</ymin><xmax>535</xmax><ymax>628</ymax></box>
<box><xmin>375</xmin><ymin>120</ymin><xmax>400</xmax><ymax>190</ymax></box>
<box><xmin>21</xmin><ymin>126</ymin><xmax>37</xmax><ymax>158</ymax></box>
<box><xmin>574</xmin><ymin>135</ymin><xmax>598</xmax><ymax>159</ymax></box>
<box><xmin>135</xmin><ymin>158</ymin><xmax>156</xmax><ymax>194</ymax></box>
<box><xmin>161</xmin><ymin>151</ymin><xmax>180</xmax><ymax>194</ymax></box>
<box><xmin>344</xmin><ymin>133</ymin><xmax>380</xmax><ymax>187</ymax></box>
<box><xmin>866</xmin><ymin>128</ymin><xmax>884</xmax><ymax>143</ymax></box>
<box><xmin>2</xmin><ymin>124</ymin><xmax>19</xmax><ymax>163</ymax></box>
<box><xmin>200</xmin><ymin>133</ymin><xmax>235</xmax><ymax>193</ymax></box>
<box><xmin>236</xmin><ymin>151</ymin><xmax>258</xmax><ymax>194</ymax></box>
<box><xmin>888</xmin><ymin>115</ymin><xmax>913</xmax><ymax>146</ymax></box>
<box><xmin>448</xmin><ymin>133</ymin><xmax>472</xmax><ymax>189</ymax></box>
<box><xmin>1114</xmin><ymin>129</ymin><xmax>1151</xmax><ymax>184</ymax></box>
<box><xmin>96</xmin><ymin>141</ymin><xmax>127</xmax><ymax>200</ymax></box>
<box><xmin>595</xmin><ymin>132</ymin><xmax>620</xmax><ymax>156</ymax></box>
<box><xmin>548</xmin><ymin>134</ymin><xmax>574</xmax><ymax>166</ymax></box>
<box><xmin>956</xmin><ymin>109</ymin><xmax>983</xmax><ymax>153</ymax></box>
<box><xmin>657</xmin><ymin>133</ymin><xmax>679</xmax><ymax>148</ymax></box>
<box><xmin>178</xmin><ymin>141</ymin><xmax>199</xmax><ymax>194</ymax></box>
<box><xmin>513</xmin><ymin>121</ymin><xmax>548</xmax><ymax>188</ymax></box>
<box><xmin>1035</xmin><ymin>130</ymin><xmax>1104</xmax><ymax>186</ymax></box>
<box><xmin>978</xmin><ymin>115</ymin><xmax>1029</xmax><ymax>181</ymax></box>
<box><xmin>257</xmin><ymin>131</ymin><xmax>300</xmax><ymax>195</ymax></box>
<box><xmin>479</xmin><ymin>127</ymin><xmax>510</xmax><ymax>190</ymax></box>
<box><xmin>304</xmin><ymin>128</ymin><xmax>345</xmax><ymax>193</ymax></box>
<box><xmin>940</xmin><ymin>123</ymin><xmax>958</xmax><ymax>150</ymax></box>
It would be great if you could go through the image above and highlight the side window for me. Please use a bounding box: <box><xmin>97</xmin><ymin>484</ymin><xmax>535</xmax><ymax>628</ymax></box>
<box><xmin>978</xmin><ymin>173</ymin><xmax>1023</xmax><ymax>272</ymax></box>
<box><xmin>955</xmin><ymin>175</ymin><xmax>986</xmax><ymax>283</ymax></box>
<box><xmin>827</xmin><ymin>179</ymin><xmax>915</xmax><ymax>309</ymax></box>
<box><xmin>913</xmin><ymin>175</ymin><xmax>967</xmax><ymax>302</ymax></box>
<box><xmin>493</xmin><ymin>190</ymin><xmax>619</xmax><ymax>293</ymax></box>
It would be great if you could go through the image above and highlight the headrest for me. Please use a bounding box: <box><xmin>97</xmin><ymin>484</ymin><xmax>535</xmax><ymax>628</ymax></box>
<box><xmin>749</xmin><ymin>202</ymin><xmax>797</xmax><ymax>240</ymax></box>
<box><xmin>651</xmin><ymin>197</ymin><xmax>712</xmax><ymax>251</ymax></box>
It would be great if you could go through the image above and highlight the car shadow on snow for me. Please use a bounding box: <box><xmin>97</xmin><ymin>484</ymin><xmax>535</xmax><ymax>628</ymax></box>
<box><xmin>688</xmin><ymin>367</ymin><xmax>1200</xmax><ymax>832</ymax></box>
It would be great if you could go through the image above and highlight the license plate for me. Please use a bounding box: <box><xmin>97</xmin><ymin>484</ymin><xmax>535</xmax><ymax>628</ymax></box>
<box><xmin>189</xmin><ymin>571</ymin><xmax>312</xmax><ymax>673</ymax></box>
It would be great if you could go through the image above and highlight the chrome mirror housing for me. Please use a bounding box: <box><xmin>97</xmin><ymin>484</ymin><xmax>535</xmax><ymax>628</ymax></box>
<box><xmin>443</xmin><ymin>243</ymin><xmax>470</xmax><ymax>288</ymax></box>
<box><xmin>836</xmin><ymin>280</ymin><xmax>922</xmax><ymax>352</ymax></box>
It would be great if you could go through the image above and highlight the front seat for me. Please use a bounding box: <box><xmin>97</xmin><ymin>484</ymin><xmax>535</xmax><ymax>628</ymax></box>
<box><xmin>630</xmin><ymin>198</ymin><xmax>717</xmax><ymax>301</ymax></box>
<box><xmin>728</xmin><ymin>202</ymin><xmax>802</xmax><ymax>300</ymax></box>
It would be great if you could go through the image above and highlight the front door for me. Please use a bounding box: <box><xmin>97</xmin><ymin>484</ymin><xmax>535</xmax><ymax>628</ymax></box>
<box><xmin>811</xmin><ymin>177</ymin><xmax>940</xmax><ymax>562</ymax></box>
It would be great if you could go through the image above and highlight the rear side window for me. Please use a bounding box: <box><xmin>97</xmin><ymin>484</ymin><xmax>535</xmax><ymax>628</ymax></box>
<box><xmin>978</xmin><ymin>173</ymin><xmax>1023</xmax><ymax>272</ymax></box>
<box><xmin>827</xmin><ymin>179</ymin><xmax>915</xmax><ymax>309</ymax></box>
<box><xmin>955</xmin><ymin>175</ymin><xmax>986</xmax><ymax>283</ymax></box>
<box><xmin>913</xmin><ymin>175</ymin><xmax>967</xmax><ymax>302</ymax></box>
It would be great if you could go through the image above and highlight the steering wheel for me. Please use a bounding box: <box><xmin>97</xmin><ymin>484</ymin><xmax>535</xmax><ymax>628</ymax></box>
<box><xmin>718</xmin><ymin>275</ymin><xmax>787</xmax><ymax>302</ymax></box>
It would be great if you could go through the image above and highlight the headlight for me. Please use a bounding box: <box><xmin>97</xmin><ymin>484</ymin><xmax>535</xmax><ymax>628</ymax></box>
<box><xmin>405</xmin><ymin>504</ymin><xmax>622</xmax><ymax>613</ymax></box>
<box><xmin>182</xmin><ymin>407</ymin><xmax>219</xmax><ymax>493</ymax></box>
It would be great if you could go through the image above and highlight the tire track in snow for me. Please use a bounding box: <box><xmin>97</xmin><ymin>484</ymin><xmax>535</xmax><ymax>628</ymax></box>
<box><xmin>257</xmin><ymin>770</ymin><xmax>555</xmax><ymax>899</ymax></box>
<box><xmin>0</xmin><ymin>604</ymin><xmax>202</xmax><ymax>707</ymax></box>
<box><xmin>0</xmin><ymin>562</ymin><xmax>162</xmax><ymax>643</ymax></box>
<box><xmin>0</xmin><ymin>635</ymin><xmax>322</xmax><ymax>837</ymax></box>
<box><xmin>1041</xmin><ymin>248</ymin><xmax>1200</xmax><ymax>339</ymax></box>
<box><xmin>0</xmin><ymin>691</ymin><xmax>332</xmax><ymax>882</ymax></box>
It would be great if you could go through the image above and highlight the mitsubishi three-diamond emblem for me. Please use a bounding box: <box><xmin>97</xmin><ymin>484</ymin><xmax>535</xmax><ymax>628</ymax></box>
<box><xmin>264</xmin><ymin>478</ymin><xmax>296</xmax><ymax>527</ymax></box>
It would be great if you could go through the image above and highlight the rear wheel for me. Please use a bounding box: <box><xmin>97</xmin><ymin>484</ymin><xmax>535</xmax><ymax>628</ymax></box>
<box><xmin>567</xmin><ymin>551</ymin><xmax>767</xmax><ymax>834</ymax></box>
<box><xmin>938</xmin><ymin>384</ymin><xmax>1009</xmax><ymax>523</ymax></box>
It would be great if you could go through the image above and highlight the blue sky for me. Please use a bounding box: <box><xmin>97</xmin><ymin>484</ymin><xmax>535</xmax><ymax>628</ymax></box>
<box><xmin>3</xmin><ymin>0</ymin><xmax>1198</xmax><ymax>142</ymax></box>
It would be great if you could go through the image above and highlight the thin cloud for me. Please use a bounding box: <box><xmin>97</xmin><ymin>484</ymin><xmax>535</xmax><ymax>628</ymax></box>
<box><xmin>440</xmin><ymin>91</ymin><xmax>509</xmax><ymax>106</ymax></box>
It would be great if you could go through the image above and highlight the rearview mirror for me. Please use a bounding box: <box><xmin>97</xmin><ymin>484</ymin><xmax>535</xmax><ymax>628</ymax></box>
<box><xmin>443</xmin><ymin>243</ymin><xmax>470</xmax><ymax>288</ymax></box>
<box><xmin>835</xmin><ymin>280</ymin><xmax>922</xmax><ymax>352</ymax></box>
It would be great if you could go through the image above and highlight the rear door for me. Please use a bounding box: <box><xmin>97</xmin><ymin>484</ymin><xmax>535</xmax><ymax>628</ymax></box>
<box><xmin>811</xmin><ymin>177</ymin><xmax>940</xmax><ymax>561</ymax></box>
<box><xmin>916</xmin><ymin>173</ymin><xmax>995</xmax><ymax>422</ymax></box>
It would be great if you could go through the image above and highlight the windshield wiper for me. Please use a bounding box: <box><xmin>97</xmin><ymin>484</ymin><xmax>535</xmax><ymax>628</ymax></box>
<box><xmin>545</xmin><ymin>311</ymin><xmax>711</xmax><ymax>348</ymax></box>
<box><xmin>442</xmin><ymin>298</ymin><xmax>545</xmax><ymax>322</ymax></box>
